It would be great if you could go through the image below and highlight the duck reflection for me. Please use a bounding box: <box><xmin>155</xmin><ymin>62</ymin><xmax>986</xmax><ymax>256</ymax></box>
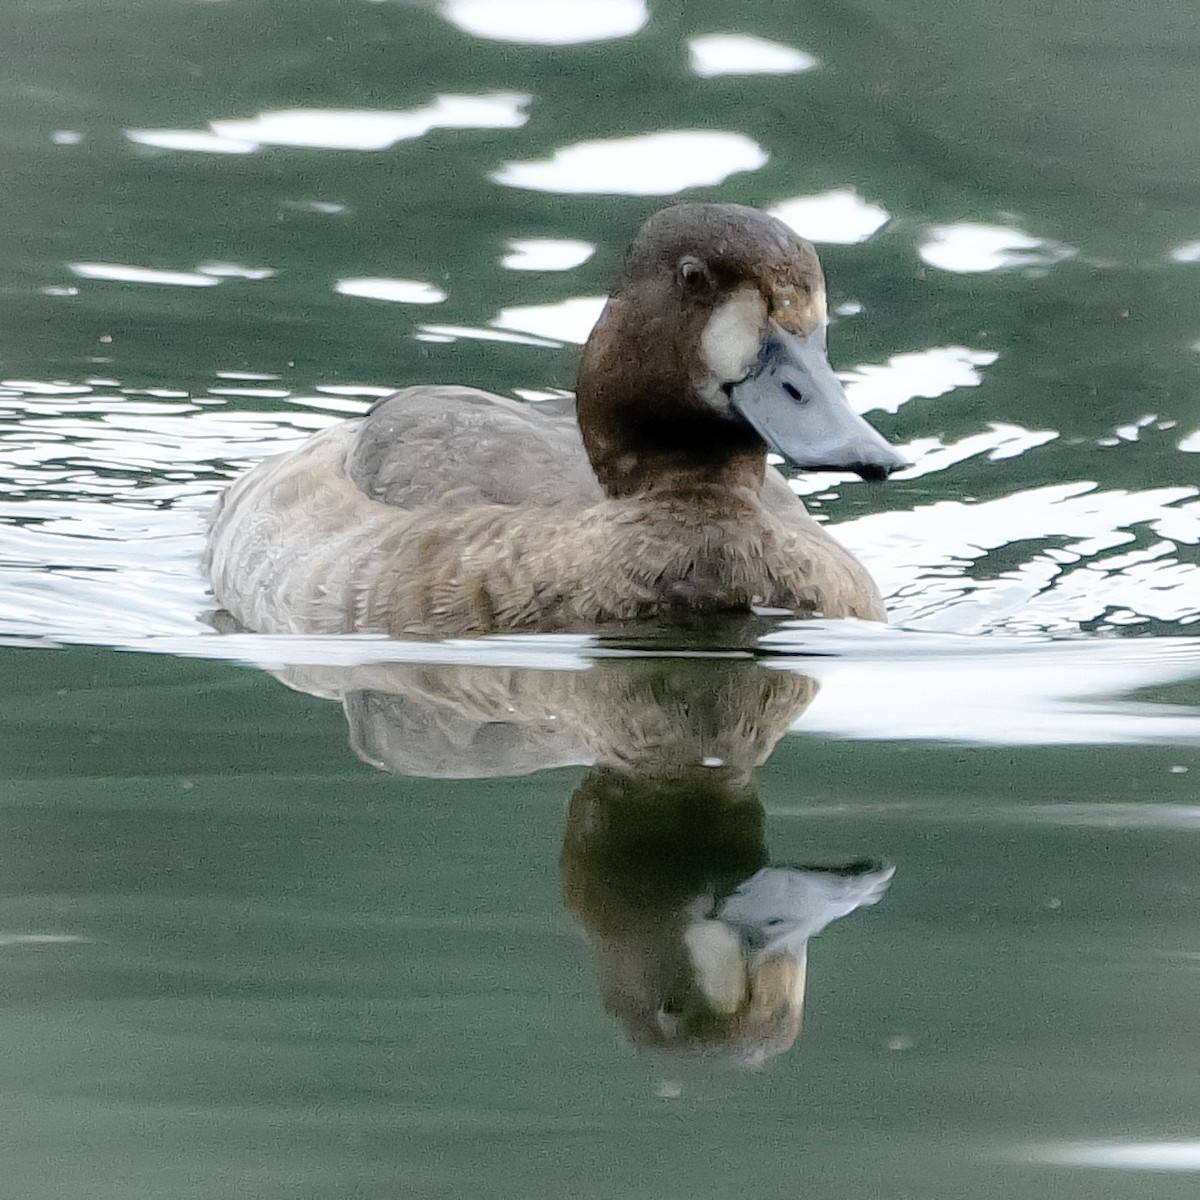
<box><xmin>268</xmin><ymin>653</ymin><xmax>893</xmax><ymax>1065</ymax></box>
<box><xmin>564</xmin><ymin>760</ymin><xmax>892</xmax><ymax>1066</ymax></box>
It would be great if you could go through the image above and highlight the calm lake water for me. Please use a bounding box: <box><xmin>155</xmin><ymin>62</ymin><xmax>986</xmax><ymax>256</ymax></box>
<box><xmin>4</xmin><ymin>1</ymin><xmax>1200</xmax><ymax>1197</ymax></box>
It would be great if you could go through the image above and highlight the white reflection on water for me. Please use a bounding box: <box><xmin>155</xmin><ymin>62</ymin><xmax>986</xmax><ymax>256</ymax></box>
<box><xmin>1018</xmin><ymin>804</ymin><xmax>1200</xmax><ymax>828</ymax></box>
<box><xmin>919</xmin><ymin>222</ymin><xmax>1074</xmax><ymax>272</ymax></box>
<box><xmin>128</xmin><ymin>93</ymin><xmax>530</xmax><ymax>153</ymax></box>
<box><xmin>0</xmin><ymin>933</ymin><xmax>90</xmax><ymax>946</ymax></box>
<box><xmin>69</xmin><ymin>263</ymin><xmax>222</xmax><ymax>288</ymax></box>
<box><xmin>502</xmin><ymin>239</ymin><xmax>595</xmax><ymax>271</ymax></box>
<box><xmin>283</xmin><ymin>200</ymin><xmax>347</xmax><ymax>216</ymax></box>
<box><xmin>335</xmin><ymin>278</ymin><xmax>447</xmax><ymax>304</ymax></box>
<box><xmin>492</xmin><ymin>297</ymin><xmax>608</xmax><ymax>343</ymax></box>
<box><xmin>1168</xmin><ymin>241</ymin><xmax>1200</xmax><ymax>263</ymax></box>
<box><xmin>892</xmin><ymin>423</ymin><xmax>1058</xmax><ymax>481</ymax></box>
<box><xmin>493</xmin><ymin>131</ymin><xmax>768</xmax><ymax>195</ymax></box>
<box><xmin>0</xmin><ymin>389</ymin><xmax>339</xmax><ymax>494</ymax></box>
<box><xmin>287</xmin><ymin>393</ymin><xmax>374</xmax><ymax>415</ymax></box>
<box><xmin>781</xmin><ymin>631</ymin><xmax>1200</xmax><ymax>745</ymax></box>
<box><xmin>0</xmin><ymin>392</ymin><xmax>351</xmax><ymax>641</ymax></box>
<box><xmin>440</xmin><ymin>0</ymin><xmax>648</xmax><ymax>44</ymax></box>
<box><xmin>1025</xmin><ymin>1141</ymin><xmax>1200</xmax><ymax>1170</ymax></box>
<box><xmin>207</xmin><ymin>388</ymin><xmax>293</xmax><ymax>399</ymax></box>
<box><xmin>688</xmin><ymin>34</ymin><xmax>818</xmax><ymax>77</ymax></box>
<box><xmin>838</xmin><ymin>481</ymin><xmax>1200</xmax><ymax>633</ymax></box>
<box><xmin>127</xmin><ymin>129</ymin><xmax>259</xmax><ymax>154</ymax></box>
<box><xmin>195</xmin><ymin>262</ymin><xmax>276</xmax><ymax>281</ymax></box>
<box><xmin>840</xmin><ymin>346</ymin><xmax>998</xmax><ymax>415</ymax></box>
<box><xmin>416</xmin><ymin>324</ymin><xmax>561</xmax><ymax>348</ymax></box>
<box><xmin>1111</xmin><ymin>413</ymin><xmax>1159</xmax><ymax>443</ymax></box>
<box><xmin>770</xmin><ymin>190</ymin><xmax>889</xmax><ymax>245</ymax></box>
<box><xmin>1</xmin><ymin>380</ymin><xmax>91</xmax><ymax>396</ymax></box>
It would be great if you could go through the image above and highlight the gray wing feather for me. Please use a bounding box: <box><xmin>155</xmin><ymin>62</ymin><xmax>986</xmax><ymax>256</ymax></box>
<box><xmin>346</xmin><ymin>384</ymin><xmax>602</xmax><ymax>510</ymax></box>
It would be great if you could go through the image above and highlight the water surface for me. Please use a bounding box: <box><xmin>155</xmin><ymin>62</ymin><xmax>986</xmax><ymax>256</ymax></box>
<box><xmin>3</xmin><ymin>1</ymin><xmax>1200</xmax><ymax>1196</ymax></box>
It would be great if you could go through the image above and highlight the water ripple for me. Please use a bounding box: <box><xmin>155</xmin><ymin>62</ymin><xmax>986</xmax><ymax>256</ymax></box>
<box><xmin>1</xmin><ymin>377</ymin><xmax>1198</xmax><ymax>647</ymax></box>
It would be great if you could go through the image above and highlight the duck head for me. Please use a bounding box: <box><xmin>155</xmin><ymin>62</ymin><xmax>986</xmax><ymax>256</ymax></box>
<box><xmin>576</xmin><ymin>202</ymin><xmax>908</xmax><ymax>498</ymax></box>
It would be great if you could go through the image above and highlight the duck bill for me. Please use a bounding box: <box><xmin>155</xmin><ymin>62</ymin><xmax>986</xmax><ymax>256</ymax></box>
<box><xmin>729</xmin><ymin>321</ymin><xmax>908</xmax><ymax>481</ymax></box>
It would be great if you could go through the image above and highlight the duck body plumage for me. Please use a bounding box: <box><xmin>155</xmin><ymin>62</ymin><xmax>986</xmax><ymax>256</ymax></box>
<box><xmin>206</xmin><ymin>203</ymin><xmax>904</xmax><ymax>636</ymax></box>
<box><xmin>207</xmin><ymin>385</ymin><xmax>885</xmax><ymax>635</ymax></box>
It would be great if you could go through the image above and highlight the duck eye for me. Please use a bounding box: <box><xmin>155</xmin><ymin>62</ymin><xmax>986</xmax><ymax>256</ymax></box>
<box><xmin>677</xmin><ymin>257</ymin><xmax>711</xmax><ymax>292</ymax></box>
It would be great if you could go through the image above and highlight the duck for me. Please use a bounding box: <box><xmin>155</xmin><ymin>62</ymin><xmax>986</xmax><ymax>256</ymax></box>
<box><xmin>205</xmin><ymin>202</ymin><xmax>906</xmax><ymax>637</ymax></box>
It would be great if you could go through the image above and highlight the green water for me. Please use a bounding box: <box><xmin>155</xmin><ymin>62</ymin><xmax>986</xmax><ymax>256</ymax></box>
<box><xmin>4</xmin><ymin>0</ymin><xmax>1200</xmax><ymax>1196</ymax></box>
<box><xmin>3</xmin><ymin>645</ymin><xmax>1200</xmax><ymax>1198</ymax></box>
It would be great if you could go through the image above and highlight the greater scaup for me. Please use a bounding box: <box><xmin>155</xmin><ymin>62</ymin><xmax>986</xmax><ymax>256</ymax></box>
<box><xmin>206</xmin><ymin>202</ymin><xmax>905</xmax><ymax>635</ymax></box>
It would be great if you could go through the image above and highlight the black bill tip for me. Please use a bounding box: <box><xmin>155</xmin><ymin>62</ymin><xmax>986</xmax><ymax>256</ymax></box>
<box><xmin>855</xmin><ymin>460</ymin><xmax>906</xmax><ymax>483</ymax></box>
